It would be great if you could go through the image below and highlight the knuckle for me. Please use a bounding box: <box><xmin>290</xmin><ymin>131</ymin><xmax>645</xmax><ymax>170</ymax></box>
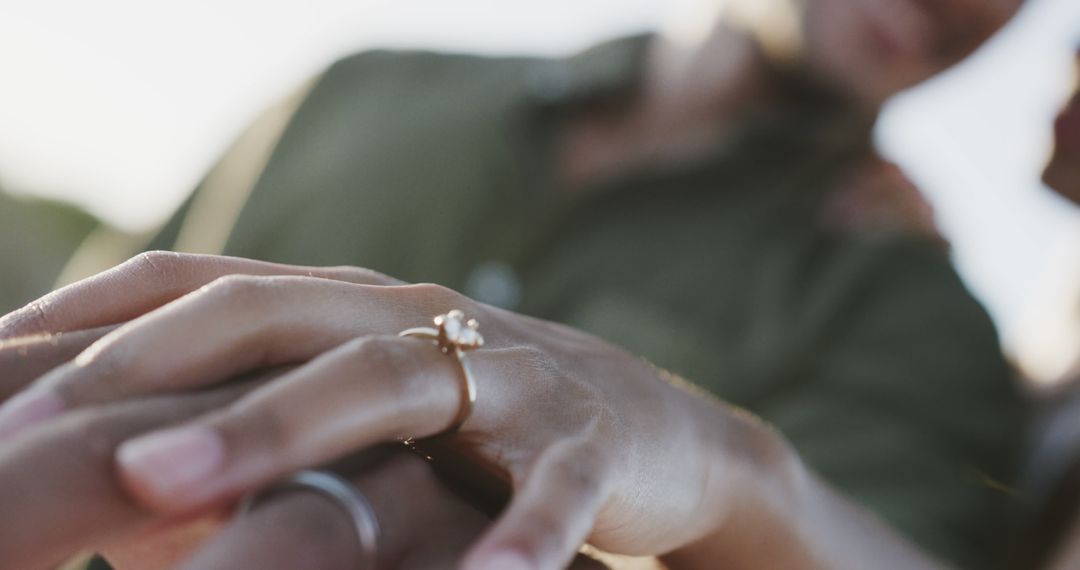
<box><xmin>340</xmin><ymin>337</ymin><xmax>434</xmax><ymax>420</ymax></box>
<box><xmin>552</xmin><ymin>454</ymin><xmax>605</xmax><ymax>496</ymax></box>
<box><xmin>344</xmin><ymin>336</ymin><xmax>410</xmax><ymax>369</ymax></box>
<box><xmin>15</xmin><ymin>301</ymin><xmax>51</xmax><ymax>337</ymax></box>
<box><xmin>589</xmin><ymin>404</ymin><xmax>620</xmax><ymax>437</ymax></box>
<box><xmin>342</xmin><ymin>335</ymin><xmax>384</xmax><ymax>357</ymax></box>
<box><xmin>203</xmin><ymin>273</ymin><xmax>253</xmax><ymax>295</ymax></box>
<box><xmin>325</xmin><ymin>265</ymin><xmax>403</xmax><ymax>286</ymax></box>
<box><xmin>378</xmin><ymin>335</ymin><xmax>419</xmax><ymax>361</ymax></box>
<box><xmin>400</xmin><ymin>282</ymin><xmax>469</xmax><ymax>310</ymax></box>
<box><xmin>63</xmin><ymin>336</ymin><xmax>131</xmax><ymax>396</ymax></box>
<box><xmin>130</xmin><ymin>250</ymin><xmax>187</xmax><ymax>281</ymax></box>
<box><xmin>348</xmin><ymin>337</ymin><xmax>417</xmax><ymax>399</ymax></box>
<box><xmin>199</xmin><ymin>274</ymin><xmax>278</xmax><ymax>306</ymax></box>
<box><xmin>0</xmin><ymin>296</ymin><xmax>58</xmax><ymax>339</ymax></box>
<box><xmin>75</xmin><ymin>340</ymin><xmax>124</xmax><ymax>375</ymax></box>
<box><xmin>224</xmin><ymin>400</ymin><xmax>295</xmax><ymax>452</ymax></box>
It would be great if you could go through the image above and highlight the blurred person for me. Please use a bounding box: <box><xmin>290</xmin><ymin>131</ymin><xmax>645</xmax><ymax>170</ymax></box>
<box><xmin>0</xmin><ymin>0</ymin><xmax>1028</xmax><ymax>568</ymax></box>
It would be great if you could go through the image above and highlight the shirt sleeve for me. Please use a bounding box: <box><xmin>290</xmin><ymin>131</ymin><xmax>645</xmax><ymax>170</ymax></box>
<box><xmin>753</xmin><ymin>235</ymin><xmax>1026</xmax><ymax>569</ymax></box>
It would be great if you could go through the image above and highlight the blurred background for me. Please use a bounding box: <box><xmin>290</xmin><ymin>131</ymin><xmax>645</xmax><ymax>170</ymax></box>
<box><xmin>0</xmin><ymin>0</ymin><xmax>1077</xmax><ymax>381</ymax></box>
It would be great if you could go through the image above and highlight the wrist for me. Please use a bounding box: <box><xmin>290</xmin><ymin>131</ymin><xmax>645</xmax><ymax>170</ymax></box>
<box><xmin>669</xmin><ymin>397</ymin><xmax>810</xmax><ymax>569</ymax></box>
<box><xmin>669</xmin><ymin>399</ymin><xmax>938</xmax><ymax>570</ymax></box>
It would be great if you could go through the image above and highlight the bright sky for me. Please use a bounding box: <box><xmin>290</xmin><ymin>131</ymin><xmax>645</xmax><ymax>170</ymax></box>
<box><xmin>0</xmin><ymin>0</ymin><xmax>1078</xmax><ymax>379</ymax></box>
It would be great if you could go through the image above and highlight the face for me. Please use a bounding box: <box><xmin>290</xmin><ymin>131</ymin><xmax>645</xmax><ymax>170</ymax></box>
<box><xmin>1044</xmin><ymin>53</ymin><xmax>1080</xmax><ymax>203</ymax></box>
<box><xmin>799</xmin><ymin>0</ymin><xmax>1024</xmax><ymax>105</ymax></box>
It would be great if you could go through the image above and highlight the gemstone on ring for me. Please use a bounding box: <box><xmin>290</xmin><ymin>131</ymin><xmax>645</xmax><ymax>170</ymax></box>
<box><xmin>398</xmin><ymin>310</ymin><xmax>483</xmax><ymax>435</ymax></box>
<box><xmin>434</xmin><ymin>310</ymin><xmax>484</xmax><ymax>351</ymax></box>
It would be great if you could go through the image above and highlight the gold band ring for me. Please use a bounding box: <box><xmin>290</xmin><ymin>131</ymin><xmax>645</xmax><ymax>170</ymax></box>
<box><xmin>399</xmin><ymin>310</ymin><xmax>484</xmax><ymax>434</ymax></box>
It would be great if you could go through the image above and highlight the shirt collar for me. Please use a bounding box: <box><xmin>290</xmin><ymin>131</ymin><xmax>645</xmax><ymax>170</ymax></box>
<box><xmin>523</xmin><ymin>33</ymin><xmax>653</xmax><ymax>110</ymax></box>
<box><xmin>523</xmin><ymin>32</ymin><xmax>872</xmax><ymax>143</ymax></box>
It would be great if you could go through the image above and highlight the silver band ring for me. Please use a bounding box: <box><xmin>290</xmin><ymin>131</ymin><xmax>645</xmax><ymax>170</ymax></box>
<box><xmin>239</xmin><ymin>470</ymin><xmax>380</xmax><ymax>568</ymax></box>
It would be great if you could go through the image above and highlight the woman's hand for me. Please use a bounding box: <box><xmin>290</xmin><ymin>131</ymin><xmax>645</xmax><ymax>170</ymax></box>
<box><xmin>1</xmin><ymin>251</ymin><xmax>935</xmax><ymax>570</ymax></box>
<box><xmin>0</xmin><ymin>252</ymin><xmax>774</xmax><ymax>569</ymax></box>
<box><xmin>108</xmin><ymin>450</ymin><xmax>608</xmax><ymax>570</ymax></box>
<box><xmin>0</xmin><ymin>338</ymin><xmax>608</xmax><ymax>570</ymax></box>
<box><xmin>95</xmin><ymin>449</ymin><xmax>512</xmax><ymax>570</ymax></box>
<box><xmin>0</xmin><ymin>376</ymin><xmax>256</xmax><ymax>569</ymax></box>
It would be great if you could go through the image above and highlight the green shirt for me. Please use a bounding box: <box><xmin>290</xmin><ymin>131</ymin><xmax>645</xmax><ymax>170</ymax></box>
<box><xmin>0</xmin><ymin>193</ymin><xmax>99</xmax><ymax>314</ymax></box>
<box><xmin>150</xmin><ymin>35</ymin><xmax>1024</xmax><ymax>568</ymax></box>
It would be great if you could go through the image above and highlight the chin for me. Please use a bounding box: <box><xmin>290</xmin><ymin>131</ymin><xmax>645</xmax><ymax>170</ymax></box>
<box><xmin>801</xmin><ymin>12</ymin><xmax>924</xmax><ymax>110</ymax></box>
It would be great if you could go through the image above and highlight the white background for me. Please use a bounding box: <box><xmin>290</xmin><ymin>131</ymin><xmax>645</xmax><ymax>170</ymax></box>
<box><xmin>0</xmin><ymin>0</ymin><xmax>1078</xmax><ymax>380</ymax></box>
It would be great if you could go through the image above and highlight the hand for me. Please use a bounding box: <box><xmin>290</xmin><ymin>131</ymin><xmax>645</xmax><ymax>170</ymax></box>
<box><xmin>174</xmin><ymin>459</ymin><xmax>611</xmax><ymax>570</ymax></box>
<box><xmin>0</xmin><ymin>374</ymin><xmax>260</xmax><ymax>569</ymax></box>
<box><xmin>100</xmin><ymin>448</ymin><xmax>506</xmax><ymax>570</ymax></box>
<box><xmin>0</xmin><ymin>252</ymin><xmax>792</xmax><ymax>569</ymax></box>
<box><xmin>0</xmin><ymin>344</ymin><xmax>607</xmax><ymax>570</ymax></box>
<box><xmin>0</xmin><ymin>325</ymin><xmax>116</xmax><ymax>402</ymax></box>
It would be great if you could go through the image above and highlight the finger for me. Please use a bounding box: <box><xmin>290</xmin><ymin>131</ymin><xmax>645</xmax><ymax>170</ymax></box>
<box><xmin>180</xmin><ymin>450</ymin><xmax>608</xmax><ymax>570</ymax></box>
<box><xmin>463</xmin><ymin>441</ymin><xmax>614</xmax><ymax>570</ymax></box>
<box><xmin>113</xmin><ymin>335</ymin><xmax>467</xmax><ymax>513</ymax></box>
<box><xmin>179</xmin><ymin>451</ymin><xmax>491</xmax><ymax>570</ymax></box>
<box><xmin>179</xmin><ymin>485</ymin><xmax>363</xmax><ymax>570</ymax></box>
<box><xmin>0</xmin><ymin>382</ymin><xmax>262</xmax><ymax>570</ymax></box>
<box><xmin>0</xmin><ymin>251</ymin><xmax>400</xmax><ymax>341</ymax></box>
<box><xmin>0</xmin><ymin>325</ymin><xmax>118</xmax><ymax>402</ymax></box>
<box><xmin>0</xmin><ymin>278</ymin><xmax>465</xmax><ymax>436</ymax></box>
<box><xmin>568</xmin><ymin>555</ymin><xmax>614</xmax><ymax>570</ymax></box>
<box><xmin>96</xmin><ymin>515</ymin><xmax>227</xmax><ymax>570</ymax></box>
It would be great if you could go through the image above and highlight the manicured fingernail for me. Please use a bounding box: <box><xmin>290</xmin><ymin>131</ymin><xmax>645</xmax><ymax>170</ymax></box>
<box><xmin>117</xmin><ymin>426</ymin><xmax>225</xmax><ymax>497</ymax></box>
<box><xmin>470</xmin><ymin>551</ymin><xmax>532</xmax><ymax>570</ymax></box>
<box><xmin>0</xmin><ymin>390</ymin><xmax>64</xmax><ymax>438</ymax></box>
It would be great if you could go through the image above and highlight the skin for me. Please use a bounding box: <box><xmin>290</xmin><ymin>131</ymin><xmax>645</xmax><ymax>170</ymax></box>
<box><xmin>559</xmin><ymin>0</ymin><xmax>1024</xmax><ymax>191</ymax></box>
<box><xmin>0</xmin><ymin>1</ymin><xmax>1024</xmax><ymax>569</ymax></box>
<box><xmin>798</xmin><ymin>0</ymin><xmax>1023</xmax><ymax>106</ymax></box>
<box><xmin>0</xmin><ymin>319</ymin><xmax>608</xmax><ymax>570</ymax></box>
<box><xmin>2</xmin><ymin>253</ymin><xmax>934</xmax><ymax>569</ymax></box>
<box><xmin>0</xmin><ymin>325</ymin><xmax>118</xmax><ymax>401</ymax></box>
<box><xmin>1043</xmin><ymin>52</ymin><xmax>1080</xmax><ymax>203</ymax></box>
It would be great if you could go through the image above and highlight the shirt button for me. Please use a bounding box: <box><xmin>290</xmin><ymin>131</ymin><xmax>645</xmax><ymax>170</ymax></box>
<box><xmin>465</xmin><ymin>261</ymin><xmax>523</xmax><ymax>310</ymax></box>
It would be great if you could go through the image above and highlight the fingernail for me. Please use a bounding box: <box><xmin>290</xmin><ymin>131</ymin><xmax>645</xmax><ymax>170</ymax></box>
<box><xmin>0</xmin><ymin>390</ymin><xmax>64</xmax><ymax>438</ymax></box>
<box><xmin>117</xmin><ymin>426</ymin><xmax>225</xmax><ymax>497</ymax></box>
<box><xmin>470</xmin><ymin>551</ymin><xmax>532</xmax><ymax>570</ymax></box>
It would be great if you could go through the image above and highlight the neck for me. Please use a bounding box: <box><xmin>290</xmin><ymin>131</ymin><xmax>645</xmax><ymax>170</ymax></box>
<box><xmin>555</xmin><ymin>7</ymin><xmax>801</xmax><ymax>192</ymax></box>
<box><xmin>637</xmin><ymin>21</ymin><xmax>776</xmax><ymax>139</ymax></box>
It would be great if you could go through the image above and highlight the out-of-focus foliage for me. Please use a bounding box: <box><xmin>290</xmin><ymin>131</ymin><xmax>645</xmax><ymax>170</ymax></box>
<box><xmin>0</xmin><ymin>190</ymin><xmax>99</xmax><ymax>314</ymax></box>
